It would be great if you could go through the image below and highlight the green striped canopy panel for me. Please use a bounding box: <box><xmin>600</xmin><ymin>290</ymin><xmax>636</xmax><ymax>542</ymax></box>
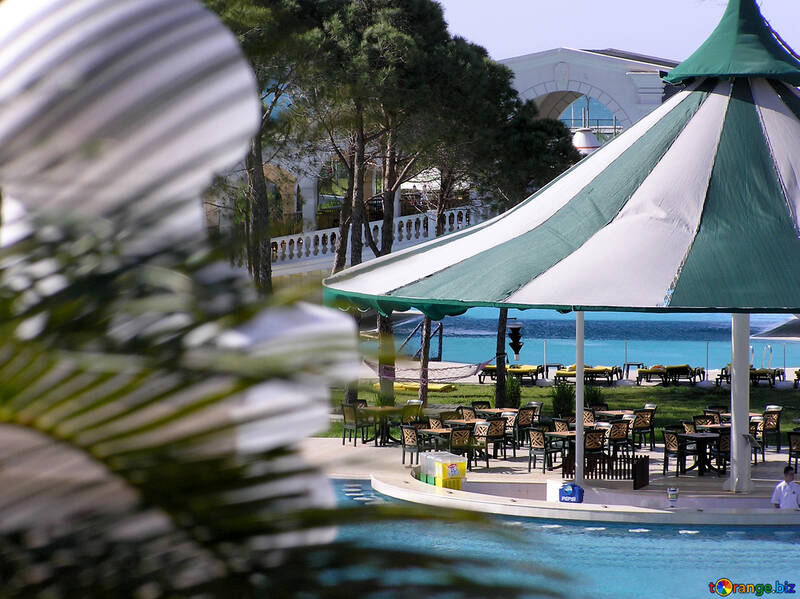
<box><xmin>324</xmin><ymin>78</ymin><xmax>800</xmax><ymax>318</ymax></box>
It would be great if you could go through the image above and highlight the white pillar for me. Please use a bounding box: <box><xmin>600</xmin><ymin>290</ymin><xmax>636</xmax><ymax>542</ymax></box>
<box><xmin>297</xmin><ymin>177</ymin><xmax>318</xmax><ymax>231</ymax></box>
<box><xmin>575</xmin><ymin>312</ymin><xmax>585</xmax><ymax>486</ymax></box>
<box><xmin>728</xmin><ymin>313</ymin><xmax>752</xmax><ymax>493</ymax></box>
<box><xmin>393</xmin><ymin>188</ymin><xmax>401</xmax><ymax>218</ymax></box>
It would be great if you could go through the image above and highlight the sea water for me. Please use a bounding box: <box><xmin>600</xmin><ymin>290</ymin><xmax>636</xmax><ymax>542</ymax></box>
<box><xmin>392</xmin><ymin>309</ymin><xmax>799</xmax><ymax>370</ymax></box>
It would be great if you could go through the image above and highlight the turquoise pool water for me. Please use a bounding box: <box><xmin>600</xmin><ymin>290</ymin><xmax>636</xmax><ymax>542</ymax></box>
<box><xmin>336</xmin><ymin>480</ymin><xmax>800</xmax><ymax>599</ymax></box>
<box><xmin>391</xmin><ymin>310</ymin><xmax>800</xmax><ymax>370</ymax></box>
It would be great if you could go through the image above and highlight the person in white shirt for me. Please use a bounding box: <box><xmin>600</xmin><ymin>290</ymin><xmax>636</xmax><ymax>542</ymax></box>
<box><xmin>772</xmin><ymin>466</ymin><xmax>800</xmax><ymax>510</ymax></box>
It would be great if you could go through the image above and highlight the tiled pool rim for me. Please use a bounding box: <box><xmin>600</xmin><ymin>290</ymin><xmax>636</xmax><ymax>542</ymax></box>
<box><xmin>370</xmin><ymin>473</ymin><xmax>800</xmax><ymax>527</ymax></box>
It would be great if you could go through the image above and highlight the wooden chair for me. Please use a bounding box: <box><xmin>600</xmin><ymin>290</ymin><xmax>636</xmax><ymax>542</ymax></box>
<box><xmin>471</xmin><ymin>421</ymin><xmax>491</xmax><ymax>470</ymax></box>
<box><xmin>762</xmin><ymin>409</ymin><xmax>782</xmax><ymax>452</ymax></box>
<box><xmin>528</xmin><ymin>427</ymin><xmax>561</xmax><ymax>473</ymax></box>
<box><xmin>749</xmin><ymin>421</ymin><xmax>765</xmax><ymax>463</ymax></box>
<box><xmin>583</xmin><ymin>407</ymin><xmax>596</xmax><ymax>427</ymax></box>
<box><xmin>630</xmin><ymin>409</ymin><xmax>655</xmax><ymax>450</ymax></box>
<box><xmin>608</xmin><ymin>419</ymin><xmax>631</xmax><ymax>458</ymax></box>
<box><xmin>428</xmin><ymin>416</ymin><xmax>444</xmax><ymax>430</ymax></box>
<box><xmin>662</xmin><ymin>429</ymin><xmax>685</xmax><ymax>476</ymax></box>
<box><xmin>710</xmin><ymin>430</ymin><xmax>731</xmax><ymax>474</ymax></box>
<box><xmin>787</xmin><ymin>432</ymin><xmax>800</xmax><ymax>472</ymax></box>
<box><xmin>584</xmin><ymin>430</ymin><xmax>607</xmax><ymax>457</ymax></box>
<box><xmin>400</xmin><ymin>425</ymin><xmax>428</xmax><ymax>465</ymax></box>
<box><xmin>471</xmin><ymin>400</ymin><xmax>491</xmax><ymax>410</ymax></box>
<box><xmin>448</xmin><ymin>427</ymin><xmax>474</xmax><ymax>470</ymax></box>
<box><xmin>693</xmin><ymin>414</ymin><xmax>715</xmax><ymax>428</ymax></box>
<box><xmin>457</xmin><ymin>405</ymin><xmax>476</xmax><ymax>421</ymax></box>
<box><xmin>341</xmin><ymin>403</ymin><xmax>373</xmax><ymax>447</ymax></box>
<box><xmin>515</xmin><ymin>407</ymin><xmax>537</xmax><ymax>446</ymax></box>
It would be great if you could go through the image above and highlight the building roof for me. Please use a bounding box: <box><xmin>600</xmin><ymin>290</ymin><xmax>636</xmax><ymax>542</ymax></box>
<box><xmin>581</xmin><ymin>48</ymin><xmax>678</xmax><ymax>69</ymax></box>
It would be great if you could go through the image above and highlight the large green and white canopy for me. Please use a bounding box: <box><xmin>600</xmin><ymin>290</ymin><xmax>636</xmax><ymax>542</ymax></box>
<box><xmin>324</xmin><ymin>0</ymin><xmax>800</xmax><ymax>318</ymax></box>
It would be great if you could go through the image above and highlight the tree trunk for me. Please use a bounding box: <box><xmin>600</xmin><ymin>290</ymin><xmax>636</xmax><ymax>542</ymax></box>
<box><xmin>495</xmin><ymin>308</ymin><xmax>508</xmax><ymax>408</ymax></box>
<box><xmin>418</xmin><ymin>316</ymin><xmax>431</xmax><ymax>405</ymax></box>
<box><xmin>245</xmin><ymin>133</ymin><xmax>272</xmax><ymax>293</ymax></box>
<box><xmin>377</xmin><ymin>128</ymin><xmax>399</xmax><ymax>405</ymax></box>
<box><xmin>350</xmin><ymin>103</ymin><xmax>366</xmax><ymax>269</ymax></box>
<box><xmin>332</xmin><ymin>148</ymin><xmax>355</xmax><ymax>275</ymax></box>
<box><xmin>436</xmin><ymin>166</ymin><xmax>454</xmax><ymax>237</ymax></box>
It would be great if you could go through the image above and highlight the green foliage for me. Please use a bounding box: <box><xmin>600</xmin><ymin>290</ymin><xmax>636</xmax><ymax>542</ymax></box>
<box><xmin>505</xmin><ymin>374</ymin><xmax>522</xmax><ymax>409</ymax></box>
<box><xmin>550</xmin><ymin>382</ymin><xmax>576</xmax><ymax>417</ymax></box>
<box><xmin>584</xmin><ymin>386</ymin><xmax>605</xmax><ymax>408</ymax></box>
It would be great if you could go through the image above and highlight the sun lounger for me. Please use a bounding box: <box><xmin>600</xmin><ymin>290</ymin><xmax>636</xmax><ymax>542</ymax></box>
<box><xmin>665</xmin><ymin>364</ymin><xmax>705</xmax><ymax>385</ymax></box>
<box><xmin>554</xmin><ymin>365</ymin><xmax>619</xmax><ymax>386</ymax></box>
<box><xmin>636</xmin><ymin>365</ymin><xmax>667</xmax><ymax>385</ymax></box>
<box><xmin>717</xmin><ymin>365</ymin><xmax>783</xmax><ymax>387</ymax></box>
<box><xmin>479</xmin><ymin>364</ymin><xmax>542</xmax><ymax>384</ymax></box>
<box><xmin>371</xmin><ymin>382</ymin><xmax>457</xmax><ymax>392</ymax></box>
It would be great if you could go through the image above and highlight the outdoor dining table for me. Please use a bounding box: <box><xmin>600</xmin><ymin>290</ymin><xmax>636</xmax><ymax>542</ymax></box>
<box><xmin>358</xmin><ymin>406</ymin><xmax>402</xmax><ymax>446</ymax></box>
<box><xmin>417</xmin><ymin>428</ymin><xmax>451</xmax><ymax>449</ymax></box>
<box><xmin>696</xmin><ymin>423</ymin><xmax>732</xmax><ymax>431</ymax></box>
<box><xmin>720</xmin><ymin>412</ymin><xmax>760</xmax><ymax>419</ymax></box>
<box><xmin>475</xmin><ymin>408</ymin><xmax>517</xmax><ymax>416</ymax></box>
<box><xmin>595</xmin><ymin>409</ymin><xmax>634</xmax><ymax>419</ymax></box>
<box><xmin>677</xmin><ymin>432</ymin><xmax>719</xmax><ymax>476</ymax></box>
<box><xmin>444</xmin><ymin>419</ymin><xmax>484</xmax><ymax>427</ymax></box>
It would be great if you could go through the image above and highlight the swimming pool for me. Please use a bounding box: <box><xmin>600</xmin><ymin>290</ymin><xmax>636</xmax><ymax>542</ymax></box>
<box><xmin>336</xmin><ymin>479</ymin><xmax>800</xmax><ymax>599</ymax></box>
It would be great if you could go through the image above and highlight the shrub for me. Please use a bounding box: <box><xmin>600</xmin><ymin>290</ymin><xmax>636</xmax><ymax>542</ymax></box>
<box><xmin>585</xmin><ymin>386</ymin><xmax>605</xmax><ymax>408</ymax></box>
<box><xmin>550</xmin><ymin>382</ymin><xmax>575</xmax><ymax>417</ymax></box>
<box><xmin>505</xmin><ymin>374</ymin><xmax>522</xmax><ymax>409</ymax></box>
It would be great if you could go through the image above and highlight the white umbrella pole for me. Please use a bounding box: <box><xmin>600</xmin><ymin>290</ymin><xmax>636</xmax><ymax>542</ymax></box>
<box><xmin>624</xmin><ymin>340</ymin><xmax>627</xmax><ymax>366</ymax></box>
<box><xmin>575</xmin><ymin>312</ymin><xmax>585</xmax><ymax>486</ymax></box>
<box><xmin>706</xmin><ymin>341</ymin><xmax>709</xmax><ymax>376</ymax></box>
<box><xmin>728</xmin><ymin>313</ymin><xmax>752</xmax><ymax>493</ymax></box>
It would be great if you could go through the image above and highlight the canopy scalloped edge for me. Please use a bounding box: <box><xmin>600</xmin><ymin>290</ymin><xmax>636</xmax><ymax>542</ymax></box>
<box><xmin>321</xmin><ymin>287</ymin><xmax>800</xmax><ymax>319</ymax></box>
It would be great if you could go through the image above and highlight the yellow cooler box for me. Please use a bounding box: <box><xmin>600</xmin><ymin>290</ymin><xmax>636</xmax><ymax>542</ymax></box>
<box><xmin>434</xmin><ymin>477</ymin><xmax>464</xmax><ymax>490</ymax></box>
<box><xmin>433</xmin><ymin>458</ymin><xmax>467</xmax><ymax>480</ymax></box>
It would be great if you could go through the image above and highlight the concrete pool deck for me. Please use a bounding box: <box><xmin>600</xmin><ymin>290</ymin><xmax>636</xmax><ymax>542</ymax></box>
<box><xmin>301</xmin><ymin>437</ymin><xmax>800</xmax><ymax>525</ymax></box>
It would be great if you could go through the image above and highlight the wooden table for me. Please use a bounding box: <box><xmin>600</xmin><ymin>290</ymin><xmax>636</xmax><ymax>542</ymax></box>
<box><xmin>417</xmin><ymin>428</ymin><xmax>451</xmax><ymax>449</ymax></box>
<box><xmin>720</xmin><ymin>412</ymin><xmax>761</xmax><ymax>419</ymax></box>
<box><xmin>696</xmin><ymin>423</ymin><xmax>732</xmax><ymax>431</ymax></box>
<box><xmin>475</xmin><ymin>408</ymin><xmax>517</xmax><ymax>416</ymax></box>
<box><xmin>444</xmin><ymin>419</ymin><xmax>484</xmax><ymax>427</ymax></box>
<box><xmin>358</xmin><ymin>406</ymin><xmax>402</xmax><ymax>446</ymax></box>
<box><xmin>595</xmin><ymin>409</ymin><xmax>634</xmax><ymax>419</ymax></box>
<box><xmin>677</xmin><ymin>432</ymin><xmax>719</xmax><ymax>476</ymax></box>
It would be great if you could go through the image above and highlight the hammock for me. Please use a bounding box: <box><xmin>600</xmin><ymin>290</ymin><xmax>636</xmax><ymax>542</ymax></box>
<box><xmin>364</xmin><ymin>358</ymin><xmax>494</xmax><ymax>382</ymax></box>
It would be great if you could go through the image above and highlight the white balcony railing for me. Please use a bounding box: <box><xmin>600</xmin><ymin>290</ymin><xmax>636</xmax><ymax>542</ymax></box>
<box><xmin>271</xmin><ymin>207</ymin><xmax>479</xmax><ymax>273</ymax></box>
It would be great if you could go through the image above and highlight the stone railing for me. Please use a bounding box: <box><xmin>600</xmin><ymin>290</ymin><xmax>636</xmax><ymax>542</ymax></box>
<box><xmin>271</xmin><ymin>207</ymin><xmax>477</xmax><ymax>266</ymax></box>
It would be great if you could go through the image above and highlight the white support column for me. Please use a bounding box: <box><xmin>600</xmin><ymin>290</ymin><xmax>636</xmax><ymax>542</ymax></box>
<box><xmin>575</xmin><ymin>312</ymin><xmax>585</xmax><ymax>486</ymax></box>
<box><xmin>728</xmin><ymin>313</ymin><xmax>753</xmax><ymax>493</ymax></box>
<box><xmin>393</xmin><ymin>189</ymin><xmax>401</xmax><ymax>219</ymax></box>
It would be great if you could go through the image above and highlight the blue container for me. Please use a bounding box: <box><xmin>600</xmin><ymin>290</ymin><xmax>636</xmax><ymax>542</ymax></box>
<box><xmin>559</xmin><ymin>483</ymin><xmax>584</xmax><ymax>503</ymax></box>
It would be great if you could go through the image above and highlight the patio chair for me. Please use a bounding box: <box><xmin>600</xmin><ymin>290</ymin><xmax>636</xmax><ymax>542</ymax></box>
<box><xmin>515</xmin><ymin>407</ymin><xmax>537</xmax><ymax>445</ymax></box>
<box><xmin>501</xmin><ymin>411</ymin><xmax>518</xmax><ymax>456</ymax></box>
<box><xmin>485</xmin><ymin>417</ymin><xmax>512</xmax><ymax>459</ymax></box>
<box><xmin>703</xmin><ymin>409</ymin><xmax>721</xmax><ymax>424</ymax></box>
<box><xmin>528</xmin><ymin>427</ymin><xmax>561</xmax><ymax>473</ymax></box>
<box><xmin>762</xmin><ymin>409</ymin><xmax>782</xmax><ymax>452</ymax></box>
<box><xmin>439</xmin><ymin>410</ymin><xmax>459</xmax><ymax>423</ymax></box>
<box><xmin>630</xmin><ymin>409</ymin><xmax>655</xmax><ymax>450</ymax></box>
<box><xmin>428</xmin><ymin>416</ymin><xmax>444</xmax><ymax>430</ymax></box>
<box><xmin>710</xmin><ymin>430</ymin><xmax>731</xmax><ymax>474</ymax></box>
<box><xmin>749</xmin><ymin>421</ymin><xmax>765</xmax><ymax>463</ymax></box>
<box><xmin>552</xmin><ymin>418</ymin><xmax>570</xmax><ymax>432</ymax></box>
<box><xmin>448</xmin><ymin>426</ymin><xmax>474</xmax><ymax>470</ymax></box>
<box><xmin>644</xmin><ymin>403</ymin><xmax>658</xmax><ymax>439</ymax></box>
<box><xmin>583</xmin><ymin>408</ymin><xmax>596</xmax><ymax>427</ymax></box>
<box><xmin>608</xmin><ymin>419</ymin><xmax>631</xmax><ymax>458</ymax></box>
<box><xmin>471</xmin><ymin>421</ymin><xmax>491</xmax><ymax>470</ymax></box>
<box><xmin>584</xmin><ymin>430</ymin><xmax>607</xmax><ymax>457</ymax></box>
<box><xmin>341</xmin><ymin>403</ymin><xmax>374</xmax><ymax>447</ymax></box>
<box><xmin>662</xmin><ymin>429</ymin><xmax>685</xmax><ymax>476</ymax></box>
<box><xmin>594</xmin><ymin>421</ymin><xmax>611</xmax><ymax>449</ymax></box>
<box><xmin>400</xmin><ymin>425</ymin><xmax>430</xmax><ymax>465</ymax></box>
<box><xmin>350</xmin><ymin>398</ymin><xmax>368</xmax><ymax>408</ymax></box>
<box><xmin>471</xmin><ymin>400</ymin><xmax>491</xmax><ymax>410</ymax></box>
<box><xmin>457</xmin><ymin>405</ymin><xmax>476</xmax><ymax>421</ymax></box>
<box><xmin>399</xmin><ymin>402</ymin><xmax>424</xmax><ymax>426</ymax></box>
<box><xmin>693</xmin><ymin>415</ymin><xmax>715</xmax><ymax>428</ymax></box>
<box><xmin>636</xmin><ymin>365</ymin><xmax>667</xmax><ymax>385</ymax></box>
<box><xmin>788</xmin><ymin>432</ymin><xmax>800</xmax><ymax>472</ymax></box>
<box><xmin>681</xmin><ymin>420</ymin><xmax>696</xmax><ymax>434</ymax></box>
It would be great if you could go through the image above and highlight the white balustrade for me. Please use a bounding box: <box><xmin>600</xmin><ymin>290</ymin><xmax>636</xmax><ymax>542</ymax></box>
<box><xmin>270</xmin><ymin>207</ymin><xmax>477</xmax><ymax>268</ymax></box>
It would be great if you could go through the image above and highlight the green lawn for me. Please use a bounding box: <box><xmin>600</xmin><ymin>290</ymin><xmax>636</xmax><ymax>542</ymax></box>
<box><xmin>321</xmin><ymin>382</ymin><xmax>800</xmax><ymax>444</ymax></box>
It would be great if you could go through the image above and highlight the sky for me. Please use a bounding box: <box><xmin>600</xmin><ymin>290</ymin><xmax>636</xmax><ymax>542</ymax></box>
<box><xmin>435</xmin><ymin>0</ymin><xmax>800</xmax><ymax>63</ymax></box>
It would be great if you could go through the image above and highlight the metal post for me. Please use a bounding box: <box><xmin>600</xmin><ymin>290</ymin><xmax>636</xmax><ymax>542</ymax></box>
<box><xmin>784</xmin><ymin>344</ymin><xmax>786</xmax><ymax>373</ymax></box>
<box><xmin>624</xmin><ymin>340</ymin><xmax>628</xmax><ymax>366</ymax></box>
<box><xmin>575</xmin><ymin>312</ymin><xmax>585</xmax><ymax>486</ymax></box>
<box><xmin>706</xmin><ymin>341</ymin><xmax>709</xmax><ymax>377</ymax></box>
<box><xmin>543</xmin><ymin>339</ymin><xmax>547</xmax><ymax>379</ymax></box>
<box><xmin>728</xmin><ymin>313</ymin><xmax>752</xmax><ymax>493</ymax></box>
